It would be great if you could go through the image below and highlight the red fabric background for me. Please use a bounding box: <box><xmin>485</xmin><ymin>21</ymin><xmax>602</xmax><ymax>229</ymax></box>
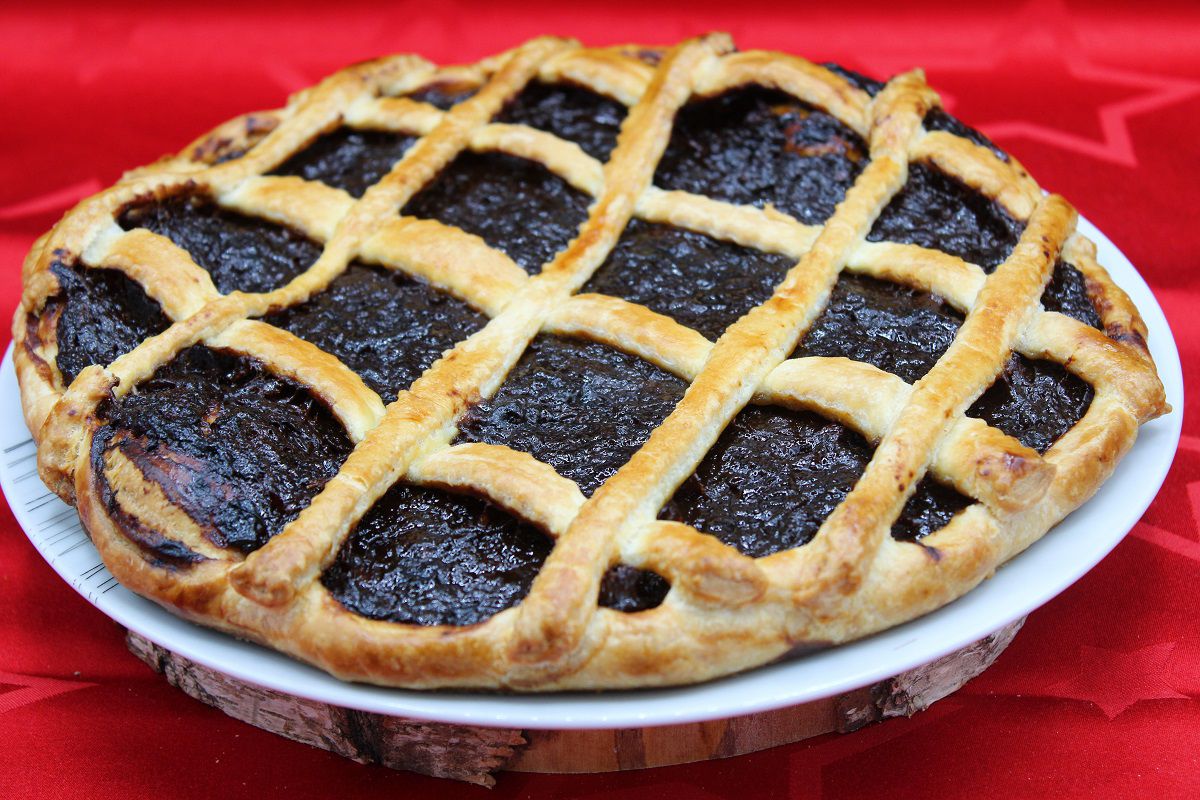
<box><xmin>2</xmin><ymin>1</ymin><xmax>1198</xmax><ymax>797</ymax></box>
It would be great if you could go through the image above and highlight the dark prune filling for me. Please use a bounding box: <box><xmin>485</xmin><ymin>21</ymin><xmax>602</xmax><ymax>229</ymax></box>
<box><xmin>822</xmin><ymin>63</ymin><xmax>884</xmax><ymax>96</ymax></box>
<box><xmin>793</xmin><ymin>274</ymin><xmax>964</xmax><ymax>384</ymax></box>
<box><xmin>46</xmin><ymin>261</ymin><xmax>171</xmax><ymax>385</ymax></box>
<box><xmin>402</xmin><ymin>151</ymin><xmax>591</xmax><ymax>274</ymax></box>
<box><xmin>598</xmin><ymin>564</ymin><xmax>670</xmax><ymax>612</ymax></box>
<box><xmin>402</xmin><ymin>82</ymin><xmax>478</xmax><ymax>109</ymax></box>
<box><xmin>118</xmin><ymin>195</ymin><xmax>322</xmax><ymax>294</ymax></box>
<box><xmin>1042</xmin><ymin>261</ymin><xmax>1103</xmax><ymax>329</ymax></box>
<box><xmin>893</xmin><ymin>478</ymin><xmax>975</xmax><ymax>542</ymax></box>
<box><xmin>819</xmin><ymin>64</ymin><xmax>1005</xmax><ymax>162</ymax></box>
<box><xmin>791</xmin><ymin>275</ymin><xmax>1092</xmax><ymax>450</ymax></box>
<box><xmin>868</xmin><ymin>163</ymin><xmax>1025</xmax><ymax>270</ymax></box>
<box><xmin>660</xmin><ymin>406</ymin><xmax>970</xmax><ymax>558</ymax></box>
<box><xmin>321</xmin><ymin>483</ymin><xmax>552</xmax><ymax>627</ymax></box>
<box><xmin>813</xmin><ymin>68</ymin><xmax>1098</xmax><ymax>327</ymax></box>
<box><xmin>270</xmin><ymin>128</ymin><xmax>417</xmax><ymax>198</ymax></box>
<box><xmin>922</xmin><ymin>107</ymin><xmax>1008</xmax><ymax>161</ymax></box>
<box><xmin>498</xmin><ymin>80</ymin><xmax>627</xmax><ymax>161</ymax></box>
<box><xmin>456</xmin><ymin>336</ymin><xmax>688</xmax><ymax>497</ymax></box>
<box><xmin>264</xmin><ymin>262</ymin><xmax>486</xmax><ymax>399</ymax></box>
<box><xmin>968</xmin><ymin>355</ymin><xmax>1094</xmax><ymax>453</ymax></box>
<box><xmin>94</xmin><ymin>346</ymin><xmax>352</xmax><ymax>555</ymax></box>
<box><xmin>91</xmin><ymin>427</ymin><xmax>207</xmax><ymax>568</ymax></box>
<box><xmin>654</xmin><ymin>86</ymin><xmax>868</xmax><ymax>225</ymax></box>
<box><xmin>582</xmin><ymin>219</ymin><xmax>796</xmax><ymax>340</ymax></box>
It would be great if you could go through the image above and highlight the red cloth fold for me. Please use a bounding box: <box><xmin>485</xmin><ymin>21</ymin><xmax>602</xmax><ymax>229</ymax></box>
<box><xmin>2</xmin><ymin>2</ymin><xmax>1198</xmax><ymax>797</ymax></box>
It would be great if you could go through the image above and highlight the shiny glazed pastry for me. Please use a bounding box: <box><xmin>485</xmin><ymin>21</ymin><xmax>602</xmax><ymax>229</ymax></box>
<box><xmin>12</xmin><ymin>34</ymin><xmax>1168</xmax><ymax>689</ymax></box>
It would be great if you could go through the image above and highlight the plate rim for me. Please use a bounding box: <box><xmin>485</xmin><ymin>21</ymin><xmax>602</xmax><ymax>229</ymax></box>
<box><xmin>0</xmin><ymin>214</ymin><xmax>1183</xmax><ymax>730</ymax></box>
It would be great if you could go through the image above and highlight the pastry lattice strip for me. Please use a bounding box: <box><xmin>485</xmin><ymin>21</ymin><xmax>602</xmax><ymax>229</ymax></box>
<box><xmin>14</xmin><ymin>35</ymin><xmax>1166</xmax><ymax>689</ymax></box>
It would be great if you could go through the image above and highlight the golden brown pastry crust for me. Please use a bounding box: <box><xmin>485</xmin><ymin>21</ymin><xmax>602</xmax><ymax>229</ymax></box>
<box><xmin>12</xmin><ymin>34</ymin><xmax>1168</xmax><ymax>690</ymax></box>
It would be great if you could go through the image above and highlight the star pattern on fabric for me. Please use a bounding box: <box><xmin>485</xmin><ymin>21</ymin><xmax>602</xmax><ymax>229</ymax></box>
<box><xmin>857</xmin><ymin>0</ymin><xmax>1200</xmax><ymax>167</ymax></box>
<box><xmin>1131</xmin><ymin>434</ymin><xmax>1200</xmax><ymax>564</ymax></box>
<box><xmin>1044</xmin><ymin>642</ymin><xmax>1188</xmax><ymax>719</ymax></box>
<box><xmin>0</xmin><ymin>670</ymin><xmax>95</xmax><ymax>716</ymax></box>
<box><xmin>1188</xmin><ymin>437</ymin><xmax>1200</xmax><ymax>540</ymax></box>
<box><xmin>786</xmin><ymin>702</ymin><xmax>964</xmax><ymax>799</ymax></box>
<box><xmin>1133</xmin><ymin>521</ymin><xmax>1200</xmax><ymax>564</ymax></box>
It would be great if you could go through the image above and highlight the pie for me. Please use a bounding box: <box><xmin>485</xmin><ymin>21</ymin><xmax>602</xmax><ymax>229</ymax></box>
<box><xmin>12</xmin><ymin>34</ymin><xmax>1169</xmax><ymax>690</ymax></box>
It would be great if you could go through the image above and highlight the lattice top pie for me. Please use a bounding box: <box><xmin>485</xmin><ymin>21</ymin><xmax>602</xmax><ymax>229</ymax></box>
<box><xmin>13</xmin><ymin>35</ymin><xmax>1168</xmax><ymax>690</ymax></box>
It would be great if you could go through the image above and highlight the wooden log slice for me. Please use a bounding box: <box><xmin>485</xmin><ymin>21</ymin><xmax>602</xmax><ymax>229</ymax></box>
<box><xmin>127</xmin><ymin>618</ymin><xmax>1023</xmax><ymax>787</ymax></box>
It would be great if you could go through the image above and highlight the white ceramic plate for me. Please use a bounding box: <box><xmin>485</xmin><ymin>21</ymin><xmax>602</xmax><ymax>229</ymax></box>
<box><xmin>0</xmin><ymin>216</ymin><xmax>1183</xmax><ymax>730</ymax></box>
